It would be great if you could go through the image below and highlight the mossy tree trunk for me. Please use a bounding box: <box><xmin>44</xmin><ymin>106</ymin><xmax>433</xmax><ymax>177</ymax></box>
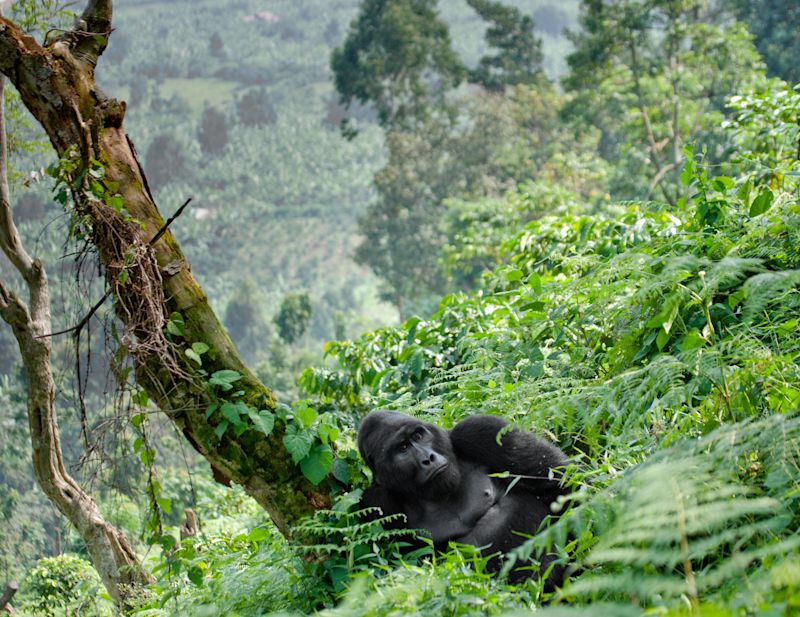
<box><xmin>0</xmin><ymin>0</ymin><xmax>329</xmax><ymax>537</ymax></box>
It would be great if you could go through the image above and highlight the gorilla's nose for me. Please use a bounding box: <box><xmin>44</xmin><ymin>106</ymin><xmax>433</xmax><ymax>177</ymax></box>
<box><xmin>421</xmin><ymin>451</ymin><xmax>439</xmax><ymax>465</ymax></box>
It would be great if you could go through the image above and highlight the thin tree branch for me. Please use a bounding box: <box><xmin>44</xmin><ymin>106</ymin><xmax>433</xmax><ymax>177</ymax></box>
<box><xmin>0</xmin><ymin>73</ymin><xmax>34</xmax><ymax>280</ymax></box>
<box><xmin>148</xmin><ymin>196</ymin><xmax>192</xmax><ymax>246</ymax></box>
<box><xmin>647</xmin><ymin>162</ymin><xmax>677</xmax><ymax>198</ymax></box>
<box><xmin>38</xmin><ymin>197</ymin><xmax>193</xmax><ymax>339</ymax></box>
<box><xmin>45</xmin><ymin>288</ymin><xmax>110</xmax><ymax>339</ymax></box>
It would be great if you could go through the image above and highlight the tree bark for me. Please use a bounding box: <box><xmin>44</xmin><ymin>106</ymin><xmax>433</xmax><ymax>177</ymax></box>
<box><xmin>0</xmin><ymin>581</ymin><xmax>18</xmax><ymax>612</ymax></box>
<box><xmin>0</xmin><ymin>276</ymin><xmax>152</xmax><ymax>609</ymax></box>
<box><xmin>0</xmin><ymin>63</ymin><xmax>151</xmax><ymax>608</ymax></box>
<box><xmin>0</xmin><ymin>0</ymin><xmax>328</xmax><ymax>537</ymax></box>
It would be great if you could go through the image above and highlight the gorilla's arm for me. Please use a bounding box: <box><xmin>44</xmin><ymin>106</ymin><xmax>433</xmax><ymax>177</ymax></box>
<box><xmin>449</xmin><ymin>415</ymin><xmax>569</xmax><ymax>496</ymax></box>
<box><xmin>360</xmin><ymin>484</ymin><xmax>408</xmax><ymax>522</ymax></box>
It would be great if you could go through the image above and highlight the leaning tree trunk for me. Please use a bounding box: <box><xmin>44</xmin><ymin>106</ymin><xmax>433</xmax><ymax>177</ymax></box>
<box><xmin>0</xmin><ymin>0</ymin><xmax>329</xmax><ymax>536</ymax></box>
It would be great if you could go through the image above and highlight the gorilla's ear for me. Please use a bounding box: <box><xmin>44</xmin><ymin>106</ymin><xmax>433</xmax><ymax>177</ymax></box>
<box><xmin>360</xmin><ymin>450</ymin><xmax>381</xmax><ymax>485</ymax></box>
<box><xmin>367</xmin><ymin>458</ymin><xmax>384</xmax><ymax>486</ymax></box>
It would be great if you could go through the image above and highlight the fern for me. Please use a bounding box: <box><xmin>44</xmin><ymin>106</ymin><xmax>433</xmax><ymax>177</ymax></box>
<box><xmin>294</xmin><ymin>507</ymin><xmax>412</xmax><ymax>558</ymax></box>
<box><xmin>742</xmin><ymin>269</ymin><xmax>800</xmax><ymax>323</ymax></box>
<box><xmin>537</xmin><ymin>415</ymin><xmax>800</xmax><ymax>610</ymax></box>
<box><xmin>294</xmin><ymin>506</ymin><xmax>429</xmax><ymax>593</ymax></box>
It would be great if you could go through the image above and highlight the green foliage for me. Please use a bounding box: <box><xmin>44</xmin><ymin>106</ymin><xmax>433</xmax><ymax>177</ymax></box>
<box><xmin>331</xmin><ymin>0</ymin><xmax>464</xmax><ymax>130</ymax></box>
<box><xmin>563</xmin><ymin>0</ymin><xmax>764</xmax><ymax>202</ymax></box>
<box><xmin>315</xmin><ymin>549</ymin><xmax>536</xmax><ymax>616</ymax></box>
<box><xmin>9</xmin><ymin>0</ymin><xmax>72</xmax><ymax>35</ymax></box>
<box><xmin>442</xmin><ymin>181</ymin><xmax>585</xmax><ymax>288</ymax></box>
<box><xmin>279</xmin><ymin>401</ymin><xmax>340</xmax><ymax>486</ymax></box>
<box><xmin>301</xmin><ymin>120</ymin><xmax>800</xmax><ymax>612</ymax></box>
<box><xmin>48</xmin><ymin>148</ymin><xmax>137</xmax><ymax>241</ymax></box>
<box><xmin>18</xmin><ymin>555</ymin><xmax>113</xmax><ymax>616</ymax></box>
<box><xmin>197</xmin><ymin>106</ymin><xmax>229</xmax><ymax>155</ymax></box>
<box><xmin>203</xmin><ymin>368</ymin><xmax>277</xmax><ymax>441</ymax></box>
<box><xmin>294</xmin><ymin>503</ymin><xmax>423</xmax><ymax>593</ymax></box>
<box><xmin>166</xmin><ymin>302</ymin><xmax>338</xmax><ymax>487</ymax></box>
<box><xmin>132</xmin><ymin>497</ymin><xmax>325</xmax><ymax>616</ymax></box>
<box><xmin>531</xmin><ymin>415</ymin><xmax>800</xmax><ymax>612</ymax></box>
<box><xmin>725</xmin><ymin>0</ymin><xmax>800</xmax><ymax>85</ymax></box>
<box><xmin>724</xmin><ymin>80</ymin><xmax>800</xmax><ymax>188</ymax></box>
<box><xmin>274</xmin><ymin>292</ymin><xmax>313</xmax><ymax>344</ymax></box>
<box><xmin>356</xmin><ymin>82</ymin><xmax>576</xmax><ymax>313</ymax></box>
<box><xmin>466</xmin><ymin>0</ymin><xmax>543</xmax><ymax>91</ymax></box>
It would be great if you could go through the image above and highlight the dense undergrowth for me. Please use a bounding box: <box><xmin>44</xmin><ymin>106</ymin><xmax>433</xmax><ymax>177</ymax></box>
<box><xmin>112</xmin><ymin>83</ymin><xmax>800</xmax><ymax>617</ymax></box>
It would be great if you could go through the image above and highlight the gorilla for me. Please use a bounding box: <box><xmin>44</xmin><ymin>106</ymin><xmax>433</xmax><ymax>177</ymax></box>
<box><xmin>357</xmin><ymin>410</ymin><xmax>572</xmax><ymax>587</ymax></box>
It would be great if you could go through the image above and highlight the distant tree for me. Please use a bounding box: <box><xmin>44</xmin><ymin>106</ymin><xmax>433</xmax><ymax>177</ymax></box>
<box><xmin>237</xmin><ymin>88</ymin><xmax>277</xmax><ymax>126</ymax></box>
<box><xmin>533</xmin><ymin>5</ymin><xmax>570</xmax><ymax>36</ymax></box>
<box><xmin>198</xmin><ymin>106</ymin><xmax>228</xmax><ymax>155</ymax></box>
<box><xmin>12</xmin><ymin>192</ymin><xmax>46</xmax><ymax>222</ymax></box>
<box><xmin>128</xmin><ymin>80</ymin><xmax>145</xmax><ymax>107</ymax></box>
<box><xmin>356</xmin><ymin>84</ymin><xmax>566</xmax><ymax>313</ymax></box>
<box><xmin>278</xmin><ymin>22</ymin><xmax>305</xmax><ymax>42</ymax></box>
<box><xmin>145</xmin><ymin>133</ymin><xmax>187</xmax><ymax>189</ymax></box>
<box><xmin>209</xmin><ymin>31</ymin><xmax>223</xmax><ymax>57</ymax></box>
<box><xmin>274</xmin><ymin>293</ymin><xmax>312</xmax><ymax>344</ymax></box>
<box><xmin>724</xmin><ymin>0</ymin><xmax>800</xmax><ymax>85</ymax></box>
<box><xmin>562</xmin><ymin>0</ymin><xmax>764</xmax><ymax>203</ymax></box>
<box><xmin>324</xmin><ymin>18</ymin><xmax>340</xmax><ymax>46</ymax></box>
<box><xmin>467</xmin><ymin>0</ymin><xmax>544</xmax><ymax>91</ymax></box>
<box><xmin>331</xmin><ymin>0</ymin><xmax>464</xmax><ymax>130</ymax></box>
<box><xmin>224</xmin><ymin>279</ymin><xmax>268</xmax><ymax>363</ymax></box>
<box><xmin>103</xmin><ymin>27</ymin><xmax>129</xmax><ymax>63</ymax></box>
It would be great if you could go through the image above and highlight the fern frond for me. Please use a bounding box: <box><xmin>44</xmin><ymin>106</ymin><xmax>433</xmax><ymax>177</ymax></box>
<box><xmin>557</xmin><ymin>415</ymin><xmax>800</xmax><ymax>608</ymax></box>
<box><xmin>742</xmin><ymin>269</ymin><xmax>800</xmax><ymax>322</ymax></box>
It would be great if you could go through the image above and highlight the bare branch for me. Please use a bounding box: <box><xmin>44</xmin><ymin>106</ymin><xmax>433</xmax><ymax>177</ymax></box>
<box><xmin>149</xmin><ymin>197</ymin><xmax>192</xmax><ymax>246</ymax></box>
<box><xmin>0</xmin><ymin>74</ymin><xmax>34</xmax><ymax>280</ymax></box>
<box><xmin>38</xmin><ymin>197</ymin><xmax>193</xmax><ymax>339</ymax></box>
<box><xmin>647</xmin><ymin>162</ymin><xmax>678</xmax><ymax>199</ymax></box>
<box><xmin>44</xmin><ymin>288</ymin><xmax>110</xmax><ymax>338</ymax></box>
<box><xmin>0</xmin><ymin>581</ymin><xmax>18</xmax><ymax>611</ymax></box>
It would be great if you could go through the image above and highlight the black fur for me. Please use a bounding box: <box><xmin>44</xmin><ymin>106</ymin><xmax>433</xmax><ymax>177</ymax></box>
<box><xmin>357</xmin><ymin>411</ymin><xmax>571</xmax><ymax>587</ymax></box>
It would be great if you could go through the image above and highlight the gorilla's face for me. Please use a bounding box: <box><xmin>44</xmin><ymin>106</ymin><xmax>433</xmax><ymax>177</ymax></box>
<box><xmin>358</xmin><ymin>411</ymin><xmax>461</xmax><ymax>499</ymax></box>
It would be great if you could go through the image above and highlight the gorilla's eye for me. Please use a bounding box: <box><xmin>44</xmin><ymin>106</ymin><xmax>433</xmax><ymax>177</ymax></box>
<box><xmin>398</xmin><ymin>441</ymin><xmax>410</xmax><ymax>453</ymax></box>
<box><xmin>411</xmin><ymin>429</ymin><xmax>424</xmax><ymax>441</ymax></box>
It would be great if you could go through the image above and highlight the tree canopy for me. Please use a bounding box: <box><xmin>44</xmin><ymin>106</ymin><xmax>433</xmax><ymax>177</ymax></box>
<box><xmin>331</xmin><ymin>0</ymin><xmax>464</xmax><ymax>130</ymax></box>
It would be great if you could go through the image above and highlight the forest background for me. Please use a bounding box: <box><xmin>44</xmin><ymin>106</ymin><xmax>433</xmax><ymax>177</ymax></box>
<box><xmin>0</xmin><ymin>0</ymin><xmax>799</xmax><ymax>615</ymax></box>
